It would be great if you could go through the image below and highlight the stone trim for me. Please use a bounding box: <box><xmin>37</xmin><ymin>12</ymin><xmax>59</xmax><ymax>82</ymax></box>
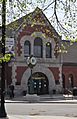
<box><xmin>12</xmin><ymin>62</ymin><xmax>17</xmax><ymax>86</ymax></box>
<box><xmin>17</xmin><ymin>32</ymin><xmax>56</xmax><ymax>61</ymax></box>
<box><xmin>21</xmin><ymin>64</ymin><xmax>56</xmax><ymax>94</ymax></box>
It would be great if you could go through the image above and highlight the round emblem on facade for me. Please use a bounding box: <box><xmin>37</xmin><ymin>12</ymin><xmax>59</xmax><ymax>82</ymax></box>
<box><xmin>27</xmin><ymin>55</ymin><xmax>37</xmax><ymax>68</ymax></box>
<box><xmin>30</xmin><ymin>57</ymin><xmax>36</xmax><ymax>65</ymax></box>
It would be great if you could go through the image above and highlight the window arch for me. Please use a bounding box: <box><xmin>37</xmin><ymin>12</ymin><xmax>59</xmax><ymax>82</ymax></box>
<box><xmin>34</xmin><ymin>37</ymin><xmax>43</xmax><ymax>58</ymax></box>
<box><xmin>24</xmin><ymin>40</ymin><xmax>31</xmax><ymax>57</ymax></box>
<box><xmin>46</xmin><ymin>42</ymin><xmax>52</xmax><ymax>58</ymax></box>
<box><xmin>68</xmin><ymin>74</ymin><xmax>74</xmax><ymax>88</ymax></box>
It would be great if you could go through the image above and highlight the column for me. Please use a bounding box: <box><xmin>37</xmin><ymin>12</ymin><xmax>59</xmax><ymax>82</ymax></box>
<box><xmin>12</xmin><ymin>62</ymin><xmax>16</xmax><ymax>86</ymax></box>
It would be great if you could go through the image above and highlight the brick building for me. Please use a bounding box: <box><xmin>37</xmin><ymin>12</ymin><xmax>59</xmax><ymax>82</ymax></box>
<box><xmin>0</xmin><ymin>7</ymin><xmax>77</xmax><ymax>95</ymax></box>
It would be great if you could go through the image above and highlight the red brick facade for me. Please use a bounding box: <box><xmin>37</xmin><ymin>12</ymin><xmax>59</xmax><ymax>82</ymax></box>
<box><xmin>15</xmin><ymin>66</ymin><xmax>28</xmax><ymax>83</ymax></box>
<box><xmin>48</xmin><ymin>67</ymin><xmax>60</xmax><ymax>81</ymax></box>
<box><xmin>63</xmin><ymin>66</ymin><xmax>77</xmax><ymax>88</ymax></box>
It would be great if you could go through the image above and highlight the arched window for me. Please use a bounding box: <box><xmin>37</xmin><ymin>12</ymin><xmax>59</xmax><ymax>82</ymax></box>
<box><xmin>24</xmin><ymin>41</ymin><xmax>31</xmax><ymax>57</ymax></box>
<box><xmin>34</xmin><ymin>37</ymin><xmax>43</xmax><ymax>58</ymax></box>
<box><xmin>68</xmin><ymin>74</ymin><xmax>73</xmax><ymax>88</ymax></box>
<box><xmin>46</xmin><ymin>42</ymin><xmax>52</xmax><ymax>58</ymax></box>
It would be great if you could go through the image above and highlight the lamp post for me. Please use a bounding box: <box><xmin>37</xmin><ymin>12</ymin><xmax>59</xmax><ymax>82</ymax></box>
<box><xmin>27</xmin><ymin>55</ymin><xmax>36</xmax><ymax>94</ymax></box>
<box><xmin>0</xmin><ymin>0</ymin><xmax>7</xmax><ymax>117</ymax></box>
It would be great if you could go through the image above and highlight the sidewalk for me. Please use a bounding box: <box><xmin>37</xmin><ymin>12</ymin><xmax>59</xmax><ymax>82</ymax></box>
<box><xmin>1</xmin><ymin>95</ymin><xmax>77</xmax><ymax>119</ymax></box>
<box><xmin>1</xmin><ymin>115</ymin><xmax>77</xmax><ymax>119</ymax></box>
<box><xmin>5</xmin><ymin>94</ymin><xmax>77</xmax><ymax>103</ymax></box>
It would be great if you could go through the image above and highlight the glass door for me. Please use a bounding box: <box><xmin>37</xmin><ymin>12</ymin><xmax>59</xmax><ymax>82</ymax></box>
<box><xmin>28</xmin><ymin>72</ymin><xmax>49</xmax><ymax>95</ymax></box>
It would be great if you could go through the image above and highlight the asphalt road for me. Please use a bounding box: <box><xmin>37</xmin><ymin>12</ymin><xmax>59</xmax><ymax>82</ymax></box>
<box><xmin>5</xmin><ymin>103</ymin><xmax>77</xmax><ymax>117</ymax></box>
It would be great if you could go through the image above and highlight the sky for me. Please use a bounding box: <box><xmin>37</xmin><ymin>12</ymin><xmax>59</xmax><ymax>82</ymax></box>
<box><xmin>0</xmin><ymin>0</ymin><xmax>77</xmax><ymax>40</ymax></box>
<box><xmin>0</xmin><ymin>0</ymin><xmax>64</xmax><ymax>24</ymax></box>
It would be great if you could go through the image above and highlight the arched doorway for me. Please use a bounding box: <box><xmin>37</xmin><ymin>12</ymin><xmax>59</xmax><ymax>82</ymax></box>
<box><xmin>28</xmin><ymin>72</ymin><xmax>49</xmax><ymax>95</ymax></box>
<box><xmin>21</xmin><ymin>65</ymin><xmax>55</xmax><ymax>94</ymax></box>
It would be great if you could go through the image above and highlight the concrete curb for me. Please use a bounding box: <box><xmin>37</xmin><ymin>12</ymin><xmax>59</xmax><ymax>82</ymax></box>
<box><xmin>5</xmin><ymin>99</ymin><xmax>77</xmax><ymax>104</ymax></box>
<box><xmin>4</xmin><ymin>95</ymin><xmax>77</xmax><ymax>104</ymax></box>
<box><xmin>1</xmin><ymin>115</ymin><xmax>77</xmax><ymax>119</ymax></box>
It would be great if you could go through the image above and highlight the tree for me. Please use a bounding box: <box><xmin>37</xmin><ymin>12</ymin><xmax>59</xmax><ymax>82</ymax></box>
<box><xmin>0</xmin><ymin>0</ymin><xmax>77</xmax><ymax>41</ymax></box>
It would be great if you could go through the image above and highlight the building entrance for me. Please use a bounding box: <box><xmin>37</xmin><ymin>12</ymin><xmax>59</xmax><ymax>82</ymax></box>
<box><xmin>28</xmin><ymin>72</ymin><xmax>49</xmax><ymax>95</ymax></box>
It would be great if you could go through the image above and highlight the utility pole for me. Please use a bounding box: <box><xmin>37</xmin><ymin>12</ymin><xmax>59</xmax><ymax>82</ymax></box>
<box><xmin>0</xmin><ymin>0</ymin><xmax>7</xmax><ymax>117</ymax></box>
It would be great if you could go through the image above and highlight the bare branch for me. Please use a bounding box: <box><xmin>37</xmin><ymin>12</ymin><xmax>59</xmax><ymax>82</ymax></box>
<box><xmin>43</xmin><ymin>0</ymin><xmax>55</xmax><ymax>11</ymax></box>
<box><xmin>54</xmin><ymin>0</ymin><xmax>70</xmax><ymax>33</ymax></box>
<box><xmin>16</xmin><ymin>0</ymin><xmax>27</xmax><ymax>11</ymax></box>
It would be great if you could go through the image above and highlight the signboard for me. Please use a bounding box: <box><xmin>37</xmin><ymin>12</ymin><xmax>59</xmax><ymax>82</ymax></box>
<box><xmin>5</xmin><ymin>38</ymin><xmax>14</xmax><ymax>55</ymax></box>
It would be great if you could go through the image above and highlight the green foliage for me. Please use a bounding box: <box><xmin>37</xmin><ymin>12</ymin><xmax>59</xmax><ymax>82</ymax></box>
<box><xmin>0</xmin><ymin>0</ymin><xmax>2</xmax><ymax>3</ymax></box>
<box><xmin>3</xmin><ymin>54</ymin><xmax>11</xmax><ymax>62</ymax></box>
<box><xmin>0</xmin><ymin>53</ymin><xmax>15</xmax><ymax>63</ymax></box>
<box><xmin>0</xmin><ymin>0</ymin><xmax>7</xmax><ymax>3</ymax></box>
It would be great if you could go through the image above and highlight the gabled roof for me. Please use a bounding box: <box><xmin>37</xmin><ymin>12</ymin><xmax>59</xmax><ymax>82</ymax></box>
<box><xmin>2</xmin><ymin>7</ymin><xmax>60</xmax><ymax>40</ymax></box>
<box><xmin>17</xmin><ymin>7</ymin><xmax>60</xmax><ymax>39</ymax></box>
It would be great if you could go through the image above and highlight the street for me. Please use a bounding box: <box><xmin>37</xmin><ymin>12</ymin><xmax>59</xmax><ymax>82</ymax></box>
<box><xmin>5</xmin><ymin>103</ymin><xmax>77</xmax><ymax>117</ymax></box>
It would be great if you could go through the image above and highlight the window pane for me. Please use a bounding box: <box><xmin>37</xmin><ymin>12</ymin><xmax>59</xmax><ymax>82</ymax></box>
<box><xmin>46</xmin><ymin>42</ymin><xmax>52</xmax><ymax>58</ymax></box>
<box><xmin>34</xmin><ymin>46</ymin><xmax>41</xmax><ymax>57</ymax></box>
<box><xmin>24</xmin><ymin>41</ymin><xmax>30</xmax><ymax>57</ymax></box>
<box><xmin>34</xmin><ymin>37</ymin><xmax>43</xmax><ymax>58</ymax></box>
<box><xmin>24</xmin><ymin>45</ymin><xmax>29</xmax><ymax>55</ymax></box>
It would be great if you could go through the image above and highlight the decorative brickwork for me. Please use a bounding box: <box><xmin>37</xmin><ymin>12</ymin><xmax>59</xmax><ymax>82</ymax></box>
<box><xmin>16</xmin><ymin>8</ymin><xmax>60</xmax><ymax>57</ymax></box>
<box><xmin>16</xmin><ymin>40</ymin><xmax>22</xmax><ymax>56</ymax></box>
<box><xmin>16</xmin><ymin>25</ymin><xmax>57</xmax><ymax>56</ymax></box>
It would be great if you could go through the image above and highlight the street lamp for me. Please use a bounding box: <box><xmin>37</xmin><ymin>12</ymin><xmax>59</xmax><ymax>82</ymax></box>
<box><xmin>27</xmin><ymin>55</ymin><xmax>36</xmax><ymax>94</ymax></box>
